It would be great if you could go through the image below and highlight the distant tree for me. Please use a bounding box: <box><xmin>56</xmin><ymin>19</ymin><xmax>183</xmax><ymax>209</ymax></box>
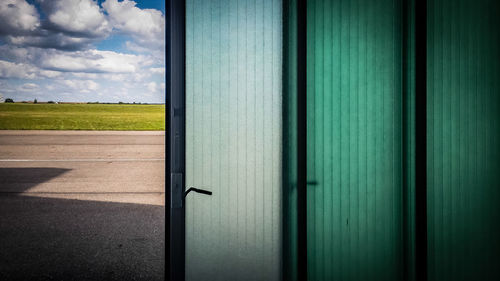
<box><xmin>118</xmin><ymin>101</ymin><xmax>124</xmax><ymax>104</ymax></box>
<box><xmin>34</xmin><ymin>99</ymin><xmax>38</xmax><ymax>104</ymax></box>
<box><xmin>47</xmin><ymin>101</ymin><xmax>55</xmax><ymax>104</ymax></box>
<box><xmin>5</xmin><ymin>98</ymin><xmax>14</xmax><ymax>103</ymax></box>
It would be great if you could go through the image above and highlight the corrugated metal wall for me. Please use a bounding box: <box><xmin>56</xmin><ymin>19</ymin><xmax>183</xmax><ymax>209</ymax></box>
<box><xmin>182</xmin><ymin>0</ymin><xmax>500</xmax><ymax>279</ymax></box>
<box><xmin>427</xmin><ymin>0</ymin><xmax>500</xmax><ymax>280</ymax></box>
<box><xmin>305</xmin><ymin>0</ymin><xmax>407</xmax><ymax>280</ymax></box>
<box><xmin>185</xmin><ymin>0</ymin><xmax>282</xmax><ymax>280</ymax></box>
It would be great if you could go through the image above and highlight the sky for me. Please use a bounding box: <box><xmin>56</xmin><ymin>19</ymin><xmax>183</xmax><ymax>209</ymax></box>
<box><xmin>0</xmin><ymin>0</ymin><xmax>165</xmax><ymax>103</ymax></box>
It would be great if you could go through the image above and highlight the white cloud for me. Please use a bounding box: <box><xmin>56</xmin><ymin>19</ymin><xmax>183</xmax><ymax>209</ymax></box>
<box><xmin>20</xmin><ymin>83</ymin><xmax>39</xmax><ymax>91</ymax></box>
<box><xmin>0</xmin><ymin>1</ymin><xmax>111</xmax><ymax>50</ymax></box>
<box><xmin>150</xmin><ymin>67</ymin><xmax>165</xmax><ymax>75</ymax></box>
<box><xmin>103</xmin><ymin>0</ymin><xmax>165</xmax><ymax>48</ymax></box>
<box><xmin>72</xmin><ymin>73</ymin><xmax>98</xmax><ymax>79</ymax></box>
<box><xmin>147</xmin><ymin>82</ymin><xmax>157</xmax><ymax>93</ymax></box>
<box><xmin>125</xmin><ymin>41</ymin><xmax>149</xmax><ymax>53</ymax></box>
<box><xmin>0</xmin><ymin>45</ymin><xmax>36</xmax><ymax>64</ymax></box>
<box><xmin>37</xmin><ymin>0</ymin><xmax>111</xmax><ymax>38</ymax></box>
<box><xmin>5</xmin><ymin>32</ymin><xmax>98</xmax><ymax>51</ymax></box>
<box><xmin>125</xmin><ymin>40</ymin><xmax>164</xmax><ymax>64</ymax></box>
<box><xmin>1</xmin><ymin>0</ymin><xmax>165</xmax><ymax>54</ymax></box>
<box><xmin>0</xmin><ymin>0</ymin><xmax>40</xmax><ymax>35</ymax></box>
<box><xmin>0</xmin><ymin>46</ymin><xmax>157</xmax><ymax>81</ymax></box>
<box><xmin>87</xmin><ymin>80</ymin><xmax>99</xmax><ymax>91</ymax></box>
<box><xmin>104</xmin><ymin>73</ymin><xmax>127</xmax><ymax>81</ymax></box>
<box><xmin>40</xmin><ymin>49</ymin><xmax>151</xmax><ymax>73</ymax></box>
<box><xmin>0</xmin><ymin>60</ymin><xmax>37</xmax><ymax>79</ymax></box>
<box><xmin>0</xmin><ymin>1</ymin><xmax>165</xmax><ymax>103</ymax></box>
<box><xmin>61</xmin><ymin>79</ymin><xmax>99</xmax><ymax>93</ymax></box>
<box><xmin>39</xmin><ymin>70</ymin><xmax>62</xmax><ymax>78</ymax></box>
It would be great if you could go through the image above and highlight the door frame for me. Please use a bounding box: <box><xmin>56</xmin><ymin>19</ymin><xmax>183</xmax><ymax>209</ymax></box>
<box><xmin>167</xmin><ymin>0</ymin><xmax>186</xmax><ymax>280</ymax></box>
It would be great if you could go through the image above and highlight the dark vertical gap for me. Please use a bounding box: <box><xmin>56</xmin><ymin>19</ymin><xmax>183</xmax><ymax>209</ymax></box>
<box><xmin>166</xmin><ymin>0</ymin><xmax>170</xmax><ymax>279</ymax></box>
<box><xmin>401</xmin><ymin>0</ymin><xmax>409</xmax><ymax>279</ymax></box>
<box><xmin>297</xmin><ymin>0</ymin><xmax>307</xmax><ymax>280</ymax></box>
<box><xmin>415</xmin><ymin>0</ymin><xmax>427</xmax><ymax>280</ymax></box>
<box><xmin>282</xmin><ymin>0</ymin><xmax>291</xmax><ymax>280</ymax></box>
<box><xmin>167</xmin><ymin>0</ymin><xmax>186</xmax><ymax>281</ymax></box>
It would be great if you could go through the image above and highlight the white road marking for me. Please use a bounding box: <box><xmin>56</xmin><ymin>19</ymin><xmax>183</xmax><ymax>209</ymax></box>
<box><xmin>0</xmin><ymin>159</ymin><xmax>165</xmax><ymax>162</ymax></box>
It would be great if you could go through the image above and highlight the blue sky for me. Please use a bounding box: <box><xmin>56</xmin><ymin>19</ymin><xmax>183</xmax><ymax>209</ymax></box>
<box><xmin>0</xmin><ymin>0</ymin><xmax>165</xmax><ymax>103</ymax></box>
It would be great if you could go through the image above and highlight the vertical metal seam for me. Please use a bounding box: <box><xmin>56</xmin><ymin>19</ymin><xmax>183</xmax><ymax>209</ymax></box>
<box><xmin>415</xmin><ymin>0</ymin><xmax>428</xmax><ymax>279</ymax></box>
<box><xmin>401</xmin><ymin>0</ymin><xmax>410</xmax><ymax>280</ymax></box>
<box><xmin>297</xmin><ymin>0</ymin><xmax>307</xmax><ymax>280</ymax></box>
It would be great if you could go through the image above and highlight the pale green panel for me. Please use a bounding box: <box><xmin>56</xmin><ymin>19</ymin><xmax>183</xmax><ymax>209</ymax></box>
<box><xmin>185</xmin><ymin>0</ymin><xmax>282</xmax><ymax>280</ymax></box>
<box><xmin>306</xmin><ymin>0</ymin><xmax>404</xmax><ymax>280</ymax></box>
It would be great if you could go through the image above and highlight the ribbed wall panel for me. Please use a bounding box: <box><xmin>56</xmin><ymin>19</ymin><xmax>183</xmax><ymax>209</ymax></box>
<box><xmin>427</xmin><ymin>1</ymin><xmax>500</xmax><ymax>280</ymax></box>
<box><xmin>185</xmin><ymin>1</ymin><xmax>282</xmax><ymax>280</ymax></box>
<box><xmin>306</xmin><ymin>0</ymin><xmax>405</xmax><ymax>280</ymax></box>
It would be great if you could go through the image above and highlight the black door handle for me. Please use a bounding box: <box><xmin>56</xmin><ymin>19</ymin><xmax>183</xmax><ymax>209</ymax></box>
<box><xmin>184</xmin><ymin>187</ymin><xmax>212</xmax><ymax>198</ymax></box>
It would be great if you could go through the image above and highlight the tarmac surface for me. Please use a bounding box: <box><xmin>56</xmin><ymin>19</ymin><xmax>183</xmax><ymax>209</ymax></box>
<box><xmin>0</xmin><ymin>131</ymin><xmax>165</xmax><ymax>281</ymax></box>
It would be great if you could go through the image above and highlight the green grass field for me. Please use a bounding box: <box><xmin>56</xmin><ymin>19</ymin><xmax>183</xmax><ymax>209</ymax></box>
<box><xmin>0</xmin><ymin>103</ymin><xmax>165</xmax><ymax>130</ymax></box>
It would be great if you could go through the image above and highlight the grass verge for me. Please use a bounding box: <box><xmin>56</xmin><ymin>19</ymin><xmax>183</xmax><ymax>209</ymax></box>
<box><xmin>0</xmin><ymin>103</ymin><xmax>165</xmax><ymax>130</ymax></box>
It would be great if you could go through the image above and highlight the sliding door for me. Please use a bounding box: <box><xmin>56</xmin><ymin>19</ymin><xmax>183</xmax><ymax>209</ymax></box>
<box><xmin>184</xmin><ymin>0</ymin><xmax>283</xmax><ymax>280</ymax></box>
<box><xmin>306</xmin><ymin>0</ymin><xmax>411</xmax><ymax>280</ymax></box>
<box><xmin>427</xmin><ymin>1</ymin><xmax>500</xmax><ymax>280</ymax></box>
<box><xmin>174</xmin><ymin>1</ymin><xmax>500</xmax><ymax>280</ymax></box>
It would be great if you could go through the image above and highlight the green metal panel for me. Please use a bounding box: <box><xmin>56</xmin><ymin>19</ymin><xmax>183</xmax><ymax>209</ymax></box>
<box><xmin>185</xmin><ymin>0</ymin><xmax>283</xmax><ymax>280</ymax></box>
<box><xmin>427</xmin><ymin>0</ymin><xmax>500</xmax><ymax>280</ymax></box>
<box><xmin>306</xmin><ymin>0</ymin><xmax>410</xmax><ymax>280</ymax></box>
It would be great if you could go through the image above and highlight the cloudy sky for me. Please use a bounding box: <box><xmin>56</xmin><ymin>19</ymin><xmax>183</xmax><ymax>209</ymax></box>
<box><xmin>0</xmin><ymin>0</ymin><xmax>165</xmax><ymax>103</ymax></box>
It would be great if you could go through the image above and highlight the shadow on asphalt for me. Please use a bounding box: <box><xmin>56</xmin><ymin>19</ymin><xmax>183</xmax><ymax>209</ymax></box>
<box><xmin>0</xmin><ymin>168</ymin><xmax>164</xmax><ymax>281</ymax></box>
<box><xmin>0</xmin><ymin>168</ymin><xmax>70</xmax><ymax>192</ymax></box>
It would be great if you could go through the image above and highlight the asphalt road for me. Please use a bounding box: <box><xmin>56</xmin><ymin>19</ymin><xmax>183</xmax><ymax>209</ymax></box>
<box><xmin>0</xmin><ymin>131</ymin><xmax>165</xmax><ymax>281</ymax></box>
